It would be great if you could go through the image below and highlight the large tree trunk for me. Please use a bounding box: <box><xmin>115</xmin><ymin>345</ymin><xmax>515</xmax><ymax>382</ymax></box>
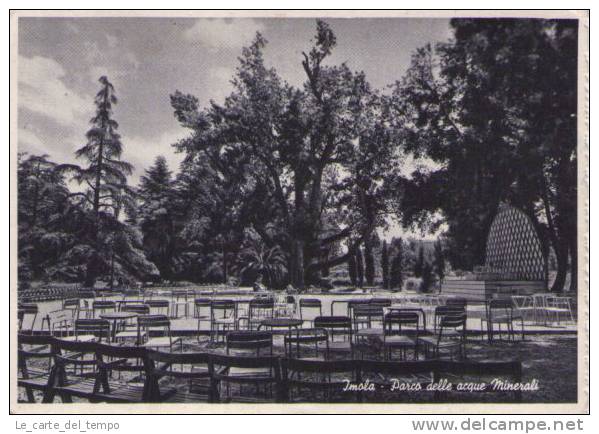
<box><xmin>569</xmin><ymin>230</ymin><xmax>577</xmax><ymax>294</ymax></box>
<box><xmin>295</xmin><ymin>240</ymin><xmax>305</xmax><ymax>289</ymax></box>
<box><xmin>222</xmin><ymin>241</ymin><xmax>228</xmax><ymax>284</ymax></box>
<box><xmin>364</xmin><ymin>237</ymin><xmax>375</xmax><ymax>286</ymax></box>
<box><xmin>551</xmin><ymin>239</ymin><xmax>568</xmax><ymax>293</ymax></box>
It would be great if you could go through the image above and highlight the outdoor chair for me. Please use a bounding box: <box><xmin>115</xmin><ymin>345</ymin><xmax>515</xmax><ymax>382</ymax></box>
<box><xmin>299</xmin><ymin>298</ymin><xmax>323</xmax><ymax>326</ymax></box>
<box><xmin>280</xmin><ymin>357</ymin><xmax>360</xmax><ymax>403</ymax></box>
<box><xmin>194</xmin><ymin>297</ymin><xmax>211</xmax><ymax>319</ymax></box>
<box><xmin>77</xmin><ymin>291</ymin><xmax>96</xmax><ymax>319</ymax></box>
<box><xmin>284</xmin><ymin>328</ymin><xmax>329</xmax><ymax>360</ymax></box>
<box><xmin>313</xmin><ymin>316</ymin><xmax>354</xmax><ymax>357</ymax></box>
<box><xmin>346</xmin><ymin>299</ymin><xmax>371</xmax><ymax>317</ymax></box>
<box><xmin>146</xmin><ymin>299</ymin><xmax>170</xmax><ymax>316</ymax></box>
<box><xmin>62</xmin><ymin>298</ymin><xmax>81</xmax><ymax>318</ymax></box>
<box><xmin>352</xmin><ymin>304</ymin><xmax>384</xmax><ymax>333</ymax></box>
<box><xmin>114</xmin><ymin>304</ymin><xmax>150</xmax><ymax>344</ymax></box>
<box><xmin>137</xmin><ymin>314</ymin><xmax>183</xmax><ymax>352</ymax></box>
<box><xmin>145</xmin><ymin>350</ymin><xmax>211</xmax><ymax>402</ymax></box>
<box><xmin>239</xmin><ymin>298</ymin><xmax>274</xmax><ymax>330</ymax></box>
<box><xmin>171</xmin><ymin>290</ymin><xmax>190</xmax><ymax>318</ymax></box>
<box><xmin>208</xmin><ymin>353</ymin><xmax>282</xmax><ymax>403</ymax></box>
<box><xmin>511</xmin><ymin>295</ymin><xmax>537</xmax><ymax>323</ymax></box>
<box><xmin>210</xmin><ymin>300</ymin><xmax>237</xmax><ymax>343</ymax></box>
<box><xmin>18</xmin><ymin>333</ymin><xmax>55</xmax><ymax>403</ymax></box>
<box><xmin>92</xmin><ymin>300</ymin><xmax>116</xmax><ymax>318</ymax></box>
<box><xmin>544</xmin><ymin>296</ymin><xmax>575</xmax><ymax>325</ymax></box>
<box><xmin>194</xmin><ymin>298</ymin><xmax>212</xmax><ymax>340</ymax></box>
<box><xmin>226</xmin><ymin>330</ymin><xmax>273</xmax><ymax>357</ymax></box>
<box><xmin>352</xmin><ymin>304</ymin><xmax>384</xmax><ymax>358</ymax></box>
<box><xmin>419</xmin><ymin>312</ymin><xmax>467</xmax><ymax>360</ymax></box>
<box><xmin>285</xmin><ymin>295</ymin><xmax>297</xmax><ymax>316</ymax></box>
<box><xmin>63</xmin><ymin>318</ymin><xmax>111</xmax><ymax>342</ymax></box>
<box><xmin>433</xmin><ymin>305</ymin><xmax>466</xmax><ymax>332</ymax></box>
<box><xmin>17</xmin><ymin>303</ymin><xmax>38</xmax><ymax>333</ymax></box>
<box><xmin>382</xmin><ymin>310</ymin><xmax>421</xmax><ymax>361</ymax></box>
<box><xmin>481</xmin><ymin>299</ymin><xmax>525</xmax><ymax>342</ymax></box>
<box><xmin>41</xmin><ymin>309</ymin><xmax>75</xmax><ymax>337</ymax></box>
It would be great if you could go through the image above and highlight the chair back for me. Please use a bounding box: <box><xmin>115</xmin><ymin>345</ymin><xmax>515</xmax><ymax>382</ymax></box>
<box><xmin>226</xmin><ymin>331</ymin><xmax>273</xmax><ymax>356</ymax></box>
<box><xmin>445</xmin><ymin>297</ymin><xmax>468</xmax><ymax>308</ymax></box>
<box><xmin>249</xmin><ymin>298</ymin><xmax>274</xmax><ymax>320</ymax></box>
<box><xmin>172</xmin><ymin>290</ymin><xmax>189</xmax><ymax>301</ymax></box>
<box><xmin>284</xmin><ymin>328</ymin><xmax>329</xmax><ymax>358</ymax></box>
<box><xmin>299</xmin><ymin>298</ymin><xmax>322</xmax><ymax>321</ymax></box>
<box><xmin>92</xmin><ymin>300</ymin><xmax>116</xmax><ymax>317</ymax></box>
<box><xmin>487</xmin><ymin>299</ymin><xmax>513</xmax><ymax>318</ymax></box>
<box><xmin>123</xmin><ymin>290</ymin><xmax>141</xmax><ymax>299</ymax></box>
<box><xmin>210</xmin><ymin>300</ymin><xmax>236</xmax><ymax>320</ymax></box>
<box><xmin>121</xmin><ymin>304</ymin><xmax>151</xmax><ymax>315</ymax></box>
<box><xmin>63</xmin><ymin>298</ymin><xmax>80</xmax><ymax>310</ymax></box>
<box><xmin>74</xmin><ymin>318</ymin><xmax>111</xmax><ymax>341</ymax></box>
<box><xmin>43</xmin><ymin>309</ymin><xmax>74</xmax><ymax>337</ymax></box>
<box><xmin>137</xmin><ymin>314</ymin><xmax>172</xmax><ymax>338</ymax></box>
<box><xmin>314</xmin><ymin>316</ymin><xmax>352</xmax><ymax>342</ymax></box>
<box><xmin>78</xmin><ymin>290</ymin><xmax>96</xmax><ymax>299</ymax></box>
<box><xmin>352</xmin><ymin>304</ymin><xmax>383</xmax><ymax>330</ymax></box>
<box><xmin>194</xmin><ymin>298</ymin><xmax>212</xmax><ymax>316</ymax></box>
<box><xmin>434</xmin><ymin>305</ymin><xmax>465</xmax><ymax>330</ymax></box>
<box><xmin>370</xmin><ymin>298</ymin><xmax>392</xmax><ymax>307</ymax></box>
<box><xmin>383</xmin><ymin>310</ymin><xmax>420</xmax><ymax>336</ymax></box>
<box><xmin>439</xmin><ymin>312</ymin><xmax>467</xmax><ymax>332</ymax></box>
<box><xmin>347</xmin><ymin>299</ymin><xmax>370</xmax><ymax>316</ymax></box>
<box><xmin>146</xmin><ymin>299</ymin><xmax>170</xmax><ymax>313</ymax></box>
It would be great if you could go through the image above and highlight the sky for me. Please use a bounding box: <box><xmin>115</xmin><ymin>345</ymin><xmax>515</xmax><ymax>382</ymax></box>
<box><xmin>17</xmin><ymin>16</ymin><xmax>453</xmax><ymax>240</ymax></box>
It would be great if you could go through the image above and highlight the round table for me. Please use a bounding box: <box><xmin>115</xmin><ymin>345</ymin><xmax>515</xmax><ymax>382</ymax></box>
<box><xmin>100</xmin><ymin>312</ymin><xmax>138</xmax><ymax>342</ymax></box>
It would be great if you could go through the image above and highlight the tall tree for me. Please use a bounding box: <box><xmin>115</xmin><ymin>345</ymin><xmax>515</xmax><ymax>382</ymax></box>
<box><xmin>381</xmin><ymin>240</ymin><xmax>390</xmax><ymax>289</ymax></box>
<box><xmin>170</xmin><ymin>21</ymin><xmax>402</xmax><ymax>288</ymax></box>
<box><xmin>390</xmin><ymin>19</ymin><xmax>578</xmax><ymax>292</ymax></box>
<box><xmin>59</xmin><ymin>76</ymin><xmax>155</xmax><ymax>286</ymax></box>
<box><xmin>414</xmin><ymin>245</ymin><xmax>424</xmax><ymax>278</ymax></box>
<box><xmin>138</xmin><ymin>156</ymin><xmax>177</xmax><ymax>280</ymax></box>
<box><xmin>355</xmin><ymin>246</ymin><xmax>365</xmax><ymax>287</ymax></box>
<box><xmin>433</xmin><ymin>239</ymin><xmax>446</xmax><ymax>284</ymax></box>
<box><xmin>17</xmin><ymin>153</ymin><xmax>70</xmax><ymax>284</ymax></box>
<box><xmin>347</xmin><ymin>251</ymin><xmax>357</xmax><ymax>286</ymax></box>
<box><xmin>390</xmin><ymin>239</ymin><xmax>404</xmax><ymax>290</ymax></box>
<box><xmin>364</xmin><ymin>236</ymin><xmax>376</xmax><ymax>286</ymax></box>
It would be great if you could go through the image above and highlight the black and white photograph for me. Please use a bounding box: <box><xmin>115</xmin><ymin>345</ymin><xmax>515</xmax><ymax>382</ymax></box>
<box><xmin>10</xmin><ymin>10</ymin><xmax>589</xmax><ymax>413</ymax></box>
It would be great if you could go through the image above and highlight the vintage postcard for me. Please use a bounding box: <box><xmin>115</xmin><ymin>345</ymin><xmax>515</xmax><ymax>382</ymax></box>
<box><xmin>10</xmin><ymin>9</ymin><xmax>589</xmax><ymax>414</ymax></box>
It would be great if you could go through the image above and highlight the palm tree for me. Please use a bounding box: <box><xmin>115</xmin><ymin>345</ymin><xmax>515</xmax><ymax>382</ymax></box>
<box><xmin>238</xmin><ymin>239</ymin><xmax>287</xmax><ymax>288</ymax></box>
